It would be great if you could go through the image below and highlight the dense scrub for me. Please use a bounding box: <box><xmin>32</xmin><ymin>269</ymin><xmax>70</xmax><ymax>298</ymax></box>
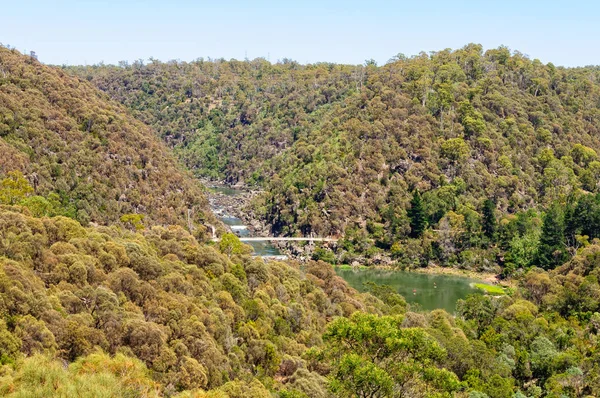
<box><xmin>0</xmin><ymin>204</ymin><xmax>600</xmax><ymax>396</ymax></box>
<box><xmin>0</xmin><ymin>46</ymin><xmax>214</xmax><ymax>232</ymax></box>
<box><xmin>0</xmin><ymin>205</ymin><xmax>374</xmax><ymax>396</ymax></box>
<box><xmin>69</xmin><ymin>45</ymin><xmax>600</xmax><ymax>269</ymax></box>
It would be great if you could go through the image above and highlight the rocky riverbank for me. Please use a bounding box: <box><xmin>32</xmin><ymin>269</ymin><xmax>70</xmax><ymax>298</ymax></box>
<box><xmin>202</xmin><ymin>181</ymin><xmax>267</xmax><ymax>234</ymax></box>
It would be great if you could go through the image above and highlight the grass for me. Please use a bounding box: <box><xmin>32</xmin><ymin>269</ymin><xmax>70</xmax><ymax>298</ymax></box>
<box><xmin>473</xmin><ymin>283</ymin><xmax>506</xmax><ymax>295</ymax></box>
<box><xmin>336</xmin><ymin>264</ymin><xmax>369</xmax><ymax>270</ymax></box>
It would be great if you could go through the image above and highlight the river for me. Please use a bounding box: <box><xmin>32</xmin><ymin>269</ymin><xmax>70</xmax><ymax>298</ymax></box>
<box><xmin>208</xmin><ymin>186</ymin><xmax>286</xmax><ymax>259</ymax></box>
<box><xmin>209</xmin><ymin>184</ymin><xmax>487</xmax><ymax>312</ymax></box>
<box><xmin>335</xmin><ymin>267</ymin><xmax>482</xmax><ymax>312</ymax></box>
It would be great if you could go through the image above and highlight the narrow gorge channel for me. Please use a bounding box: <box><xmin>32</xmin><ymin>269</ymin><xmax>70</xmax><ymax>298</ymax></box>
<box><xmin>207</xmin><ymin>185</ymin><xmax>288</xmax><ymax>260</ymax></box>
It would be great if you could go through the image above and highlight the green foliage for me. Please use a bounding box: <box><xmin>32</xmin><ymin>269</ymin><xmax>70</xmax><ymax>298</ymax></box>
<box><xmin>120</xmin><ymin>213</ymin><xmax>145</xmax><ymax>231</ymax></box>
<box><xmin>0</xmin><ymin>171</ymin><xmax>33</xmax><ymax>205</ymax></box>
<box><xmin>312</xmin><ymin>247</ymin><xmax>337</xmax><ymax>264</ymax></box>
<box><xmin>0</xmin><ymin>183</ymin><xmax>598</xmax><ymax>397</ymax></box>
<box><xmin>535</xmin><ymin>204</ymin><xmax>567</xmax><ymax>269</ymax></box>
<box><xmin>0</xmin><ymin>353</ymin><xmax>159</xmax><ymax>397</ymax></box>
<box><xmin>529</xmin><ymin>336</ymin><xmax>558</xmax><ymax>380</ymax></box>
<box><xmin>506</xmin><ymin>230</ymin><xmax>540</xmax><ymax>271</ymax></box>
<box><xmin>458</xmin><ymin>100</ymin><xmax>487</xmax><ymax>137</ymax></box>
<box><xmin>214</xmin><ymin>379</ymin><xmax>272</xmax><ymax>398</ymax></box>
<box><xmin>0</xmin><ymin>46</ymin><xmax>214</xmax><ymax>232</ymax></box>
<box><xmin>363</xmin><ymin>281</ymin><xmax>407</xmax><ymax>312</ymax></box>
<box><xmin>69</xmin><ymin>45</ymin><xmax>600</xmax><ymax>268</ymax></box>
<box><xmin>3</xmin><ymin>44</ymin><xmax>600</xmax><ymax>398</ymax></box>
<box><xmin>0</xmin><ymin>207</ymin><xmax>372</xmax><ymax>396</ymax></box>
<box><xmin>0</xmin><ymin>320</ymin><xmax>22</xmax><ymax>365</ymax></box>
<box><xmin>218</xmin><ymin>233</ymin><xmax>252</xmax><ymax>256</ymax></box>
<box><xmin>482</xmin><ymin>199</ymin><xmax>497</xmax><ymax>240</ymax></box>
<box><xmin>20</xmin><ymin>195</ymin><xmax>57</xmax><ymax>217</ymax></box>
<box><xmin>408</xmin><ymin>190</ymin><xmax>428</xmax><ymax>238</ymax></box>
<box><xmin>571</xmin><ymin>144</ymin><xmax>598</xmax><ymax>166</ymax></box>
<box><xmin>441</xmin><ymin>137</ymin><xmax>471</xmax><ymax>162</ymax></box>
<box><xmin>315</xmin><ymin>312</ymin><xmax>462</xmax><ymax>397</ymax></box>
<box><xmin>329</xmin><ymin>353</ymin><xmax>393</xmax><ymax>398</ymax></box>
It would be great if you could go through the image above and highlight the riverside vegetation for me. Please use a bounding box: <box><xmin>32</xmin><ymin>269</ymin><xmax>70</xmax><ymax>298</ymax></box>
<box><xmin>1</xmin><ymin>45</ymin><xmax>600</xmax><ymax>397</ymax></box>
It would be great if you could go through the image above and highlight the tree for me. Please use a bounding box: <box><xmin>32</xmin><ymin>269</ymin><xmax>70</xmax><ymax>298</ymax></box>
<box><xmin>506</xmin><ymin>230</ymin><xmax>540</xmax><ymax>271</ymax></box>
<box><xmin>219</xmin><ymin>233</ymin><xmax>252</xmax><ymax>256</ymax></box>
<box><xmin>458</xmin><ymin>101</ymin><xmax>486</xmax><ymax>137</ymax></box>
<box><xmin>530</xmin><ymin>336</ymin><xmax>558</xmax><ymax>380</ymax></box>
<box><xmin>20</xmin><ymin>196</ymin><xmax>55</xmax><ymax>217</ymax></box>
<box><xmin>363</xmin><ymin>282</ymin><xmax>407</xmax><ymax>312</ymax></box>
<box><xmin>441</xmin><ymin>138</ymin><xmax>470</xmax><ymax>162</ymax></box>
<box><xmin>571</xmin><ymin>194</ymin><xmax>600</xmax><ymax>241</ymax></box>
<box><xmin>571</xmin><ymin>144</ymin><xmax>598</xmax><ymax>166</ymax></box>
<box><xmin>0</xmin><ymin>353</ymin><xmax>159</xmax><ymax>397</ymax></box>
<box><xmin>120</xmin><ymin>214</ymin><xmax>145</xmax><ymax>231</ymax></box>
<box><xmin>408</xmin><ymin>190</ymin><xmax>428</xmax><ymax>238</ymax></box>
<box><xmin>0</xmin><ymin>321</ymin><xmax>21</xmax><ymax>364</ymax></box>
<box><xmin>329</xmin><ymin>353</ymin><xmax>393</xmax><ymax>398</ymax></box>
<box><xmin>563</xmin><ymin>196</ymin><xmax>578</xmax><ymax>248</ymax></box>
<box><xmin>482</xmin><ymin>199</ymin><xmax>497</xmax><ymax>240</ymax></box>
<box><xmin>536</xmin><ymin>204</ymin><xmax>567</xmax><ymax>270</ymax></box>
<box><xmin>314</xmin><ymin>312</ymin><xmax>461</xmax><ymax>398</ymax></box>
<box><xmin>0</xmin><ymin>171</ymin><xmax>33</xmax><ymax>205</ymax></box>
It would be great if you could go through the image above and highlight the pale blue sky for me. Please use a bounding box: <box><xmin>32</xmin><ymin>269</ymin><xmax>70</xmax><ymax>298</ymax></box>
<box><xmin>2</xmin><ymin>0</ymin><xmax>598</xmax><ymax>66</ymax></box>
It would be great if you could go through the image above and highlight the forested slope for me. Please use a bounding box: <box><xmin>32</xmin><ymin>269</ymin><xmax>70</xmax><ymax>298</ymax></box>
<box><xmin>0</xmin><ymin>45</ymin><xmax>600</xmax><ymax>397</ymax></box>
<box><xmin>0</xmin><ymin>204</ymin><xmax>373</xmax><ymax>396</ymax></box>
<box><xmin>70</xmin><ymin>44</ymin><xmax>600</xmax><ymax>269</ymax></box>
<box><xmin>1</xmin><ymin>202</ymin><xmax>600</xmax><ymax>397</ymax></box>
<box><xmin>0</xmin><ymin>47</ymin><xmax>214</xmax><ymax>233</ymax></box>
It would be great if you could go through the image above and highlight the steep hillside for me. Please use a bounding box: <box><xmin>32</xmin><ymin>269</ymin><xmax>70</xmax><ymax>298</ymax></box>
<box><xmin>1</xmin><ymin>43</ymin><xmax>600</xmax><ymax>398</ymax></box>
<box><xmin>0</xmin><ymin>47</ymin><xmax>213</xmax><ymax>234</ymax></box>
<box><xmin>0</xmin><ymin>205</ymin><xmax>380</xmax><ymax>396</ymax></box>
<box><xmin>0</xmin><ymin>202</ymin><xmax>600</xmax><ymax>398</ymax></box>
<box><xmin>2</xmin><ymin>204</ymin><xmax>600</xmax><ymax>397</ymax></box>
<box><xmin>70</xmin><ymin>44</ymin><xmax>600</xmax><ymax>269</ymax></box>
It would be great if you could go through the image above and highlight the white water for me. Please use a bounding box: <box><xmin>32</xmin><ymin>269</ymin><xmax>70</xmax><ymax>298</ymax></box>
<box><xmin>209</xmin><ymin>186</ymin><xmax>287</xmax><ymax>259</ymax></box>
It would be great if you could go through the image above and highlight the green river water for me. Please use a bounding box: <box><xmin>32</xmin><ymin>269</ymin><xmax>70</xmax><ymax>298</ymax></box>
<box><xmin>210</xmin><ymin>186</ymin><xmax>284</xmax><ymax>257</ymax></box>
<box><xmin>335</xmin><ymin>268</ymin><xmax>483</xmax><ymax>313</ymax></box>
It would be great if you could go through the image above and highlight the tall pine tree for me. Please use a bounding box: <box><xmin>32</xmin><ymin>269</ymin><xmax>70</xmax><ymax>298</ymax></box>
<box><xmin>482</xmin><ymin>199</ymin><xmax>497</xmax><ymax>240</ymax></box>
<box><xmin>574</xmin><ymin>194</ymin><xmax>600</xmax><ymax>241</ymax></box>
<box><xmin>536</xmin><ymin>204</ymin><xmax>567</xmax><ymax>270</ymax></box>
<box><xmin>408</xmin><ymin>190</ymin><xmax>428</xmax><ymax>238</ymax></box>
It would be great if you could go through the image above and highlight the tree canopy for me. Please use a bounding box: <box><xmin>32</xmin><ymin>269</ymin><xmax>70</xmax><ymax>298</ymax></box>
<box><xmin>0</xmin><ymin>46</ymin><xmax>215</xmax><ymax>234</ymax></box>
<box><xmin>68</xmin><ymin>44</ymin><xmax>600</xmax><ymax>270</ymax></box>
<box><xmin>2</xmin><ymin>44</ymin><xmax>600</xmax><ymax>397</ymax></box>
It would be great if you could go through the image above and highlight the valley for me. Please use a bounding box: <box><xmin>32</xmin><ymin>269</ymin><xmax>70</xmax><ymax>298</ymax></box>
<box><xmin>205</xmin><ymin>183</ymin><xmax>287</xmax><ymax>258</ymax></box>
<box><xmin>71</xmin><ymin>46</ymin><xmax>600</xmax><ymax>275</ymax></box>
<box><xmin>2</xmin><ymin>41</ymin><xmax>600</xmax><ymax>398</ymax></box>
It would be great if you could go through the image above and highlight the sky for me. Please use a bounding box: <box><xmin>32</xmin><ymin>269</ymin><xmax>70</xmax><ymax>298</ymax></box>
<box><xmin>2</xmin><ymin>0</ymin><xmax>599</xmax><ymax>67</ymax></box>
